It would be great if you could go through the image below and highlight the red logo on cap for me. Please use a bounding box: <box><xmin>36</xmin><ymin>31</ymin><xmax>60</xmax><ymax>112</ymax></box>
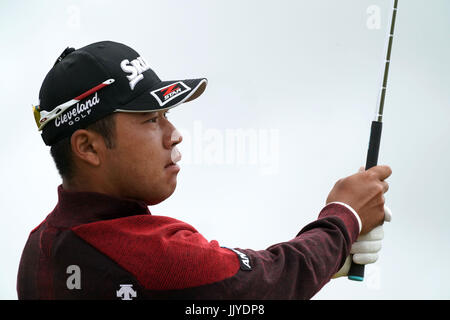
<box><xmin>161</xmin><ymin>84</ymin><xmax>179</xmax><ymax>97</ymax></box>
<box><xmin>150</xmin><ymin>81</ymin><xmax>191</xmax><ymax>107</ymax></box>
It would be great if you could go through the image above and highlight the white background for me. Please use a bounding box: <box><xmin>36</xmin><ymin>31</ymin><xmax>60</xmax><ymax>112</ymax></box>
<box><xmin>1</xmin><ymin>0</ymin><xmax>449</xmax><ymax>299</ymax></box>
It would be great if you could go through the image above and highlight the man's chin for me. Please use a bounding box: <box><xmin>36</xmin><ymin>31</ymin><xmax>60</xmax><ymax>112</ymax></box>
<box><xmin>145</xmin><ymin>185</ymin><xmax>177</xmax><ymax>206</ymax></box>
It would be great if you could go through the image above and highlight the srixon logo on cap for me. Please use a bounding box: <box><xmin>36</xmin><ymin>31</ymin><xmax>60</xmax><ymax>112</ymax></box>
<box><xmin>150</xmin><ymin>82</ymin><xmax>191</xmax><ymax>107</ymax></box>
<box><xmin>120</xmin><ymin>56</ymin><xmax>151</xmax><ymax>90</ymax></box>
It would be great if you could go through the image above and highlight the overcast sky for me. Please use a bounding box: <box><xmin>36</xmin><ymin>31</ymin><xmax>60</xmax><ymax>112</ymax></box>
<box><xmin>1</xmin><ymin>0</ymin><xmax>449</xmax><ymax>299</ymax></box>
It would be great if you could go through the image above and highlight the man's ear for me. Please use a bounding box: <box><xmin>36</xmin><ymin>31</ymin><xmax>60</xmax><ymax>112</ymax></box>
<box><xmin>70</xmin><ymin>129</ymin><xmax>105</xmax><ymax>167</ymax></box>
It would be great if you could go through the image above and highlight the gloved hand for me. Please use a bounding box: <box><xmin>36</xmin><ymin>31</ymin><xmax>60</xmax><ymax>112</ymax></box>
<box><xmin>333</xmin><ymin>205</ymin><xmax>392</xmax><ymax>279</ymax></box>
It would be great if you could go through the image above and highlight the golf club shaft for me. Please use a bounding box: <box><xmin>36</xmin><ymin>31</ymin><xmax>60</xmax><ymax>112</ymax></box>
<box><xmin>348</xmin><ymin>0</ymin><xmax>398</xmax><ymax>282</ymax></box>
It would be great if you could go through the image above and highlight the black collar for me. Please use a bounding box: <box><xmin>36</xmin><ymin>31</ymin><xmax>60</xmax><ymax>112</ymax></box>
<box><xmin>46</xmin><ymin>185</ymin><xmax>151</xmax><ymax>228</ymax></box>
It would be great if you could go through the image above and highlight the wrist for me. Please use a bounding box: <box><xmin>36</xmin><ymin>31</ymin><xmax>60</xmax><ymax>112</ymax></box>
<box><xmin>318</xmin><ymin>202</ymin><xmax>361</xmax><ymax>243</ymax></box>
<box><xmin>327</xmin><ymin>202</ymin><xmax>362</xmax><ymax>234</ymax></box>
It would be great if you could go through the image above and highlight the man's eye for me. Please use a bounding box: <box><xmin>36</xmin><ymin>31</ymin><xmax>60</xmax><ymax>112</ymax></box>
<box><xmin>146</xmin><ymin>117</ymin><xmax>158</xmax><ymax>123</ymax></box>
<box><xmin>145</xmin><ymin>111</ymin><xmax>169</xmax><ymax>123</ymax></box>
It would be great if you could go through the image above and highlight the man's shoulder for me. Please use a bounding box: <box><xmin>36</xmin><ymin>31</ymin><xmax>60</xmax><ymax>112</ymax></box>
<box><xmin>70</xmin><ymin>214</ymin><xmax>239</xmax><ymax>291</ymax></box>
<box><xmin>72</xmin><ymin>214</ymin><xmax>198</xmax><ymax>237</ymax></box>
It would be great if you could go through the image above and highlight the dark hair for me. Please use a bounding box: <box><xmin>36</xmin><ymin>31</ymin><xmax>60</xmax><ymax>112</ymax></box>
<box><xmin>50</xmin><ymin>113</ymin><xmax>117</xmax><ymax>181</ymax></box>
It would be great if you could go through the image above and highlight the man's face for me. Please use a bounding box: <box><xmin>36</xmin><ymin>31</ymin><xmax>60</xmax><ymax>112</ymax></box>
<box><xmin>104</xmin><ymin>110</ymin><xmax>182</xmax><ymax>205</ymax></box>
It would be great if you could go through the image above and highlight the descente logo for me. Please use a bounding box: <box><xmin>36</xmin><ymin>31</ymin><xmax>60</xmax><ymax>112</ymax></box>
<box><xmin>55</xmin><ymin>92</ymin><xmax>100</xmax><ymax>127</ymax></box>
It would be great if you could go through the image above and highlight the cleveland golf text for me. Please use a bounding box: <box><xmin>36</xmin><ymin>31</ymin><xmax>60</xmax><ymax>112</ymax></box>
<box><xmin>55</xmin><ymin>92</ymin><xmax>100</xmax><ymax>127</ymax></box>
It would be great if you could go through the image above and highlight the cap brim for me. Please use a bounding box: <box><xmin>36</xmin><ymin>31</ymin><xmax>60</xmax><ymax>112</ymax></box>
<box><xmin>116</xmin><ymin>78</ymin><xmax>207</xmax><ymax>113</ymax></box>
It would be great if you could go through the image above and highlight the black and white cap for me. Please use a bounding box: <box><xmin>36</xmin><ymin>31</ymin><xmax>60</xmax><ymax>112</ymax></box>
<box><xmin>33</xmin><ymin>41</ymin><xmax>207</xmax><ymax>146</ymax></box>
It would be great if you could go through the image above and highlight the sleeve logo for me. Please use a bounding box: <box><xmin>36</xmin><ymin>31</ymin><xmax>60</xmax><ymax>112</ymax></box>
<box><xmin>224</xmin><ymin>248</ymin><xmax>252</xmax><ymax>271</ymax></box>
<box><xmin>150</xmin><ymin>81</ymin><xmax>191</xmax><ymax>107</ymax></box>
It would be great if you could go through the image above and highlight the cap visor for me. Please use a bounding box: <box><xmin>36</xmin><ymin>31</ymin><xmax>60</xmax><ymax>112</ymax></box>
<box><xmin>116</xmin><ymin>78</ymin><xmax>207</xmax><ymax>113</ymax></box>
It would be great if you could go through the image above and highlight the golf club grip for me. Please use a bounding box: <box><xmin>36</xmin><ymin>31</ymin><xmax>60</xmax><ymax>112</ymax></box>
<box><xmin>348</xmin><ymin>120</ymin><xmax>382</xmax><ymax>281</ymax></box>
<box><xmin>365</xmin><ymin>121</ymin><xmax>382</xmax><ymax>170</ymax></box>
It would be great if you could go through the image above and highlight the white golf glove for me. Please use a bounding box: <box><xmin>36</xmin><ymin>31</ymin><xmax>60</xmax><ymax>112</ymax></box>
<box><xmin>333</xmin><ymin>205</ymin><xmax>392</xmax><ymax>279</ymax></box>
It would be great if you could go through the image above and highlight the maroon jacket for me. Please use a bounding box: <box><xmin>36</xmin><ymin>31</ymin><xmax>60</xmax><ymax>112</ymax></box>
<box><xmin>17</xmin><ymin>185</ymin><xmax>359</xmax><ymax>300</ymax></box>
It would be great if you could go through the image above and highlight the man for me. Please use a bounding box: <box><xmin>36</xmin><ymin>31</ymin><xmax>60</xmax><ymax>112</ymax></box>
<box><xmin>18</xmin><ymin>41</ymin><xmax>392</xmax><ymax>300</ymax></box>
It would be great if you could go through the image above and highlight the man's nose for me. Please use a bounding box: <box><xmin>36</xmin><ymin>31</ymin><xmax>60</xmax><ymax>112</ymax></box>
<box><xmin>171</xmin><ymin>129</ymin><xmax>183</xmax><ymax>146</ymax></box>
<box><xmin>164</xmin><ymin>122</ymin><xmax>182</xmax><ymax>149</ymax></box>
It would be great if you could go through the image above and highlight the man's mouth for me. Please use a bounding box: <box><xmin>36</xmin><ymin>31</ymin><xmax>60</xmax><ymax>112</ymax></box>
<box><xmin>165</xmin><ymin>147</ymin><xmax>182</xmax><ymax>168</ymax></box>
<box><xmin>165</xmin><ymin>162</ymin><xmax>178</xmax><ymax>168</ymax></box>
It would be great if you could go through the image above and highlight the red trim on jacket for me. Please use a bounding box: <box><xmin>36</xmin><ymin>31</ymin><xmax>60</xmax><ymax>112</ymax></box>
<box><xmin>72</xmin><ymin>215</ymin><xmax>240</xmax><ymax>290</ymax></box>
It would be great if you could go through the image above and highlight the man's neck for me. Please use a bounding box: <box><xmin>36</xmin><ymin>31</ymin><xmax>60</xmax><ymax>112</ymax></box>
<box><xmin>62</xmin><ymin>176</ymin><xmax>113</xmax><ymax>196</ymax></box>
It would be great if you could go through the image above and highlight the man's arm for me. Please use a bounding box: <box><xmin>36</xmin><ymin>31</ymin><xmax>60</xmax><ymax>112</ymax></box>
<box><xmin>68</xmin><ymin>165</ymin><xmax>391</xmax><ymax>299</ymax></box>
<box><xmin>71</xmin><ymin>203</ymin><xmax>358</xmax><ymax>299</ymax></box>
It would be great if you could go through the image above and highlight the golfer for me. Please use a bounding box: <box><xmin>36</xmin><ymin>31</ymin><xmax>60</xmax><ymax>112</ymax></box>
<box><xmin>17</xmin><ymin>41</ymin><xmax>392</xmax><ymax>300</ymax></box>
